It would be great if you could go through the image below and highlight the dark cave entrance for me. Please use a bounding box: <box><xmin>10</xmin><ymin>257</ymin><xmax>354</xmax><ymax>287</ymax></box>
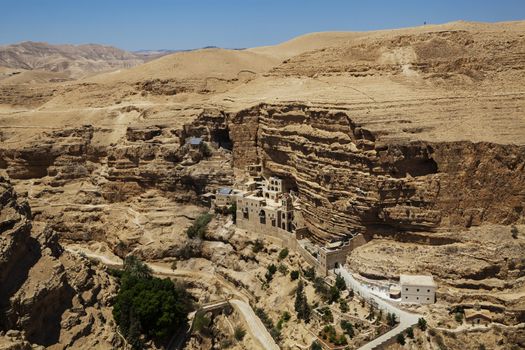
<box><xmin>392</xmin><ymin>157</ymin><xmax>438</xmax><ymax>177</ymax></box>
<box><xmin>211</xmin><ymin>128</ymin><xmax>233</xmax><ymax>151</ymax></box>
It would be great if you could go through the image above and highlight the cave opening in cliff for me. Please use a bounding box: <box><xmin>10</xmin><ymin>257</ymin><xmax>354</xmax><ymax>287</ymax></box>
<box><xmin>211</xmin><ymin>128</ymin><xmax>233</xmax><ymax>151</ymax></box>
<box><xmin>393</xmin><ymin>157</ymin><xmax>438</xmax><ymax>177</ymax></box>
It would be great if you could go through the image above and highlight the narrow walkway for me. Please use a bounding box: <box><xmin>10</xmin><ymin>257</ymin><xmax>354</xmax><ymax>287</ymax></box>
<box><xmin>334</xmin><ymin>267</ymin><xmax>420</xmax><ymax>350</ymax></box>
<box><xmin>65</xmin><ymin>246</ymin><xmax>279</xmax><ymax>350</ymax></box>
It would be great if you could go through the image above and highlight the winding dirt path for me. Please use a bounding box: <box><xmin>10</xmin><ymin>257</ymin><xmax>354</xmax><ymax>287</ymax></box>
<box><xmin>65</xmin><ymin>246</ymin><xmax>279</xmax><ymax>350</ymax></box>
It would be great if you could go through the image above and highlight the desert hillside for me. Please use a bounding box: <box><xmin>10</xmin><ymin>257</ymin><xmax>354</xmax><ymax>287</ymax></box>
<box><xmin>0</xmin><ymin>20</ymin><xmax>524</xmax><ymax>350</ymax></box>
<box><xmin>0</xmin><ymin>41</ymin><xmax>147</xmax><ymax>79</ymax></box>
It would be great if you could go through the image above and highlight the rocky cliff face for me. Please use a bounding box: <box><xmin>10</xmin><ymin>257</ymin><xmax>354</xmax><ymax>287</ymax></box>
<box><xmin>0</xmin><ymin>176</ymin><xmax>120</xmax><ymax>349</ymax></box>
<box><xmin>199</xmin><ymin>103</ymin><xmax>525</xmax><ymax>242</ymax></box>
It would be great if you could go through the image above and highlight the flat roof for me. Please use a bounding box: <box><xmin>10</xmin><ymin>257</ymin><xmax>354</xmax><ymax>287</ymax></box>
<box><xmin>400</xmin><ymin>274</ymin><xmax>436</xmax><ymax>287</ymax></box>
<box><xmin>244</xmin><ymin>195</ymin><xmax>266</xmax><ymax>202</ymax></box>
<box><xmin>187</xmin><ymin>137</ymin><xmax>203</xmax><ymax>145</ymax></box>
<box><xmin>464</xmin><ymin>309</ymin><xmax>492</xmax><ymax>320</ymax></box>
<box><xmin>218</xmin><ymin>187</ymin><xmax>233</xmax><ymax>195</ymax></box>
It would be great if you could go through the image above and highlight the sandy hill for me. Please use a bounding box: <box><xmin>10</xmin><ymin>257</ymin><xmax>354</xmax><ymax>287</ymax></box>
<box><xmin>0</xmin><ymin>41</ymin><xmax>146</xmax><ymax>78</ymax></box>
<box><xmin>89</xmin><ymin>47</ymin><xmax>280</xmax><ymax>83</ymax></box>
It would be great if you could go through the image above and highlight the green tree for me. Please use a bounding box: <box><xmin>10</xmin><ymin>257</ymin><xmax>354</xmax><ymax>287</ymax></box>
<box><xmin>278</xmin><ymin>248</ymin><xmax>289</xmax><ymax>260</ymax></box>
<box><xmin>266</xmin><ymin>264</ymin><xmax>277</xmax><ymax>282</ymax></box>
<box><xmin>335</xmin><ymin>274</ymin><xmax>346</xmax><ymax>291</ymax></box>
<box><xmin>113</xmin><ymin>257</ymin><xmax>193</xmax><ymax>349</ymax></box>
<box><xmin>341</xmin><ymin>320</ymin><xmax>354</xmax><ymax>338</ymax></box>
<box><xmin>252</xmin><ymin>239</ymin><xmax>264</xmax><ymax>253</ymax></box>
<box><xmin>455</xmin><ymin>312</ymin><xmax>463</xmax><ymax>323</ymax></box>
<box><xmin>397</xmin><ymin>333</ymin><xmax>406</xmax><ymax>345</ymax></box>
<box><xmin>310</xmin><ymin>341</ymin><xmax>322</xmax><ymax>350</ymax></box>
<box><xmin>124</xmin><ymin>255</ymin><xmax>152</xmax><ymax>279</ymax></box>
<box><xmin>328</xmin><ymin>286</ymin><xmax>341</xmax><ymax>304</ymax></box>
<box><xmin>418</xmin><ymin>317</ymin><xmax>427</xmax><ymax>331</ymax></box>
<box><xmin>304</xmin><ymin>266</ymin><xmax>316</xmax><ymax>281</ymax></box>
<box><xmin>290</xmin><ymin>270</ymin><xmax>300</xmax><ymax>281</ymax></box>
<box><xmin>387</xmin><ymin>312</ymin><xmax>398</xmax><ymax>327</ymax></box>
<box><xmin>228</xmin><ymin>203</ymin><xmax>237</xmax><ymax>224</ymax></box>
<box><xmin>186</xmin><ymin>213</ymin><xmax>212</xmax><ymax>239</ymax></box>
<box><xmin>339</xmin><ymin>299</ymin><xmax>349</xmax><ymax>313</ymax></box>
<box><xmin>406</xmin><ymin>327</ymin><xmax>414</xmax><ymax>339</ymax></box>
<box><xmin>294</xmin><ymin>280</ymin><xmax>311</xmax><ymax>322</ymax></box>
<box><xmin>234</xmin><ymin>326</ymin><xmax>246</xmax><ymax>341</ymax></box>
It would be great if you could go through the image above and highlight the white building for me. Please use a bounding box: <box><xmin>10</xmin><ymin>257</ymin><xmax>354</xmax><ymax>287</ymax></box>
<box><xmin>400</xmin><ymin>275</ymin><xmax>436</xmax><ymax>304</ymax></box>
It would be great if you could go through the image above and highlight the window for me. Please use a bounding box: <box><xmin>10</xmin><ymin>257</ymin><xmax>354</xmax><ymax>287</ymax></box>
<box><xmin>417</xmin><ymin>289</ymin><xmax>419</xmax><ymax>292</ymax></box>
<box><xmin>405</xmin><ymin>288</ymin><xmax>408</xmax><ymax>291</ymax></box>
<box><xmin>405</xmin><ymin>296</ymin><xmax>408</xmax><ymax>299</ymax></box>
<box><xmin>427</xmin><ymin>289</ymin><xmax>430</xmax><ymax>292</ymax></box>
<box><xmin>426</xmin><ymin>298</ymin><xmax>429</xmax><ymax>301</ymax></box>
<box><xmin>416</xmin><ymin>297</ymin><xmax>419</xmax><ymax>300</ymax></box>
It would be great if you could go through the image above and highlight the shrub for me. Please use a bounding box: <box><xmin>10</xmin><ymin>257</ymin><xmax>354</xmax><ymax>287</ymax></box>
<box><xmin>278</xmin><ymin>248</ymin><xmax>289</xmax><ymax>260</ymax></box>
<box><xmin>282</xmin><ymin>311</ymin><xmax>291</xmax><ymax>322</ymax></box>
<box><xmin>193</xmin><ymin>311</ymin><xmax>211</xmax><ymax>334</ymax></box>
<box><xmin>304</xmin><ymin>266</ymin><xmax>316</xmax><ymax>281</ymax></box>
<box><xmin>406</xmin><ymin>326</ymin><xmax>414</xmax><ymax>339</ymax></box>
<box><xmin>418</xmin><ymin>317</ymin><xmax>427</xmax><ymax>331</ymax></box>
<box><xmin>455</xmin><ymin>312</ymin><xmax>463</xmax><ymax>323</ymax></box>
<box><xmin>266</xmin><ymin>264</ymin><xmax>277</xmax><ymax>282</ymax></box>
<box><xmin>234</xmin><ymin>326</ymin><xmax>246</xmax><ymax>341</ymax></box>
<box><xmin>278</xmin><ymin>263</ymin><xmax>288</xmax><ymax>275</ymax></box>
<box><xmin>186</xmin><ymin>213</ymin><xmax>212</xmax><ymax>239</ymax></box>
<box><xmin>321</xmin><ymin>307</ymin><xmax>333</xmax><ymax>323</ymax></box>
<box><xmin>511</xmin><ymin>225</ymin><xmax>518</xmax><ymax>239</ymax></box>
<box><xmin>290</xmin><ymin>270</ymin><xmax>300</xmax><ymax>281</ymax></box>
<box><xmin>310</xmin><ymin>341</ymin><xmax>322</xmax><ymax>350</ymax></box>
<box><xmin>252</xmin><ymin>239</ymin><xmax>264</xmax><ymax>253</ymax></box>
<box><xmin>201</xmin><ymin>142</ymin><xmax>213</xmax><ymax>157</ymax></box>
<box><xmin>397</xmin><ymin>333</ymin><xmax>406</xmax><ymax>345</ymax></box>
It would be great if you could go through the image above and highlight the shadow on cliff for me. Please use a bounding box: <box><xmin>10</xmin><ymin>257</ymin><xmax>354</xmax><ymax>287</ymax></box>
<box><xmin>0</xmin><ymin>236</ymin><xmax>41</xmax><ymax>330</ymax></box>
<box><xmin>25</xmin><ymin>282</ymin><xmax>75</xmax><ymax>346</ymax></box>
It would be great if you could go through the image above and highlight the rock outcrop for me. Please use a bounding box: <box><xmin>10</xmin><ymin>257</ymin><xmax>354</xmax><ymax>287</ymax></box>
<box><xmin>0</xmin><ymin>177</ymin><xmax>120</xmax><ymax>349</ymax></box>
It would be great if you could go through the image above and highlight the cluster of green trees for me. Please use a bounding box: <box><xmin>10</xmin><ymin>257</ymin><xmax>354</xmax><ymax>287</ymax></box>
<box><xmin>290</xmin><ymin>270</ymin><xmax>300</xmax><ymax>281</ymax></box>
<box><xmin>313</xmin><ymin>275</ymin><xmax>345</xmax><ymax>304</ymax></box>
<box><xmin>186</xmin><ymin>213</ymin><xmax>212</xmax><ymax>239</ymax></box>
<box><xmin>387</xmin><ymin>312</ymin><xmax>398</xmax><ymax>327</ymax></box>
<box><xmin>319</xmin><ymin>324</ymin><xmax>347</xmax><ymax>346</ymax></box>
<box><xmin>112</xmin><ymin>256</ymin><xmax>193</xmax><ymax>349</ymax></box>
<box><xmin>294</xmin><ymin>280</ymin><xmax>311</xmax><ymax>322</ymax></box>
<box><xmin>340</xmin><ymin>319</ymin><xmax>355</xmax><ymax>338</ymax></box>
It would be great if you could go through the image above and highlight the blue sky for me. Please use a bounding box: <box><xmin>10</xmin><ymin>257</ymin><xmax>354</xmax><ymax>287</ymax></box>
<box><xmin>0</xmin><ymin>0</ymin><xmax>523</xmax><ymax>51</ymax></box>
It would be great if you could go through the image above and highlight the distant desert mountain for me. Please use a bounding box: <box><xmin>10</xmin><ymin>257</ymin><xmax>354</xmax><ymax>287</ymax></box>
<box><xmin>0</xmin><ymin>41</ymin><xmax>148</xmax><ymax>78</ymax></box>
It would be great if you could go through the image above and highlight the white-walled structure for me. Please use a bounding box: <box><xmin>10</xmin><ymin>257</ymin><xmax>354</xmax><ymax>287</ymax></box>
<box><xmin>400</xmin><ymin>275</ymin><xmax>436</xmax><ymax>304</ymax></box>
